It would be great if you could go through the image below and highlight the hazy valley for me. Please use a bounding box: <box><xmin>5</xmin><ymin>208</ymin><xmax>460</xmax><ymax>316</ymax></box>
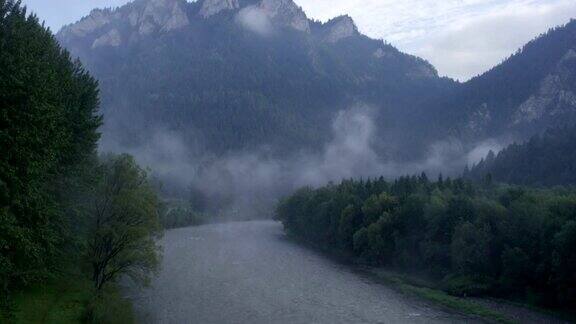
<box><xmin>2</xmin><ymin>0</ymin><xmax>576</xmax><ymax>322</ymax></box>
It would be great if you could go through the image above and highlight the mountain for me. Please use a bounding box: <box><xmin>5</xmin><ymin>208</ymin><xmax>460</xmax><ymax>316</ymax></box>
<box><xmin>428</xmin><ymin>20</ymin><xmax>576</xmax><ymax>144</ymax></box>
<box><xmin>57</xmin><ymin>0</ymin><xmax>454</xmax><ymax>159</ymax></box>
<box><xmin>57</xmin><ymin>0</ymin><xmax>576</xmax><ymax>182</ymax></box>
<box><xmin>466</xmin><ymin>125</ymin><xmax>576</xmax><ymax>186</ymax></box>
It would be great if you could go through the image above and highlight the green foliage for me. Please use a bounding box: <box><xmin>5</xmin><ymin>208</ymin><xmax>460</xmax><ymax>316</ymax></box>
<box><xmin>276</xmin><ymin>176</ymin><xmax>576</xmax><ymax>309</ymax></box>
<box><xmin>0</xmin><ymin>0</ymin><xmax>101</xmax><ymax>303</ymax></box>
<box><xmin>87</xmin><ymin>154</ymin><xmax>162</xmax><ymax>290</ymax></box>
<box><xmin>9</xmin><ymin>276</ymin><xmax>92</xmax><ymax>323</ymax></box>
<box><xmin>7</xmin><ymin>274</ymin><xmax>134</xmax><ymax>324</ymax></box>
<box><xmin>0</xmin><ymin>3</ymin><xmax>161</xmax><ymax>320</ymax></box>
<box><xmin>82</xmin><ymin>285</ymin><xmax>135</xmax><ymax>324</ymax></box>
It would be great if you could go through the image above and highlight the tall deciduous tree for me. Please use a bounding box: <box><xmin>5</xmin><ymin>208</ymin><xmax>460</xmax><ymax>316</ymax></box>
<box><xmin>88</xmin><ymin>154</ymin><xmax>162</xmax><ymax>290</ymax></box>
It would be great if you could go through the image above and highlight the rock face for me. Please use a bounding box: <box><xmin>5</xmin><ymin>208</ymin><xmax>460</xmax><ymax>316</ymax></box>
<box><xmin>199</xmin><ymin>0</ymin><xmax>240</xmax><ymax>18</ymax></box>
<box><xmin>59</xmin><ymin>0</ymin><xmax>190</xmax><ymax>43</ymax></box>
<box><xmin>62</xmin><ymin>9</ymin><xmax>112</xmax><ymax>38</ymax></box>
<box><xmin>324</xmin><ymin>15</ymin><xmax>357</xmax><ymax>43</ymax></box>
<box><xmin>92</xmin><ymin>29</ymin><xmax>122</xmax><ymax>48</ymax></box>
<box><xmin>138</xmin><ymin>0</ymin><xmax>190</xmax><ymax>34</ymax></box>
<box><xmin>513</xmin><ymin>49</ymin><xmax>576</xmax><ymax>125</ymax></box>
<box><xmin>260</xmin><ymin>0</ymin><xmax>310</xmax><ymax>32</ymax></box>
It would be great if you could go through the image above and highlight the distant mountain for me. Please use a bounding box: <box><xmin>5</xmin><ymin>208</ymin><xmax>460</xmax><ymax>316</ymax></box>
<box><xmin>466</xmin><ymin>125</ymin><xmax>576</xmax><ymax>186</ymax></box>
<box><xmin>57</xmin><ymin>0</ymin><xmax>453</xmax><ymax>158</ymax></box>
<box><xmin>428</xmin><ymin>20</ymin><xmax>576</xmax><ymax>144</ymax></box>
<box><xmin>58</xmin><ymin>0</ymin><xmax>576</xmax><ymax>177</ymax></box>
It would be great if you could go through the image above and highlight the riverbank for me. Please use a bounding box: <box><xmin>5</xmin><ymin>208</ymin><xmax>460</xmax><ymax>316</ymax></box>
<box><xmin>284</xmin><ymin>232</ymin><xmax>574</xmax><ymax>324</ymax></box>
<box><xmin>362</xmin><ymin>269</ymin><xmax>575</xmax><ymax>324</ymax></box>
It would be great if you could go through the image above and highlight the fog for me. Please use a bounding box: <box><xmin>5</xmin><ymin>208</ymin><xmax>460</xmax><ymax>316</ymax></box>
<box><xmin>100</xmin><ymin>104</ymin><xmax>506</xmax><ymax>219</ymax></box>
<box><xmin>236</xmin><ymin>6</ymin><xmax>274</xmax><ymax>37</ymax></box>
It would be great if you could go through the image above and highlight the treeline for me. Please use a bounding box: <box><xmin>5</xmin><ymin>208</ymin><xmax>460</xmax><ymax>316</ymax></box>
<box><xmin>276</xmin><ymin>176</ymin><xmax>576</xmax><ymax>309</ymax></box>
<box><xmin>159</xmin><ymin>202</ymin><xmax>208</xmax><ymax>229</ymax></box>
<box><xmin>0</xmin><ymin>1</ymin><xmax>161</xmax><ymax>321</ymax></box>
<box><xmin>467</xmin><ymin>125</ymin><xmax>576</xmax><ymax>186</ymax></box>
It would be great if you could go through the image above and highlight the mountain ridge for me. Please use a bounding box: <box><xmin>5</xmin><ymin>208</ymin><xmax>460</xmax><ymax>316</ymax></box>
<box><xmin>57</xmin><ymin>0</ymin><xmax>449</xmax><ymax>160</ymax></box>
<box><xmin>57</xmin><ymin>0</ymin><xmax>576</xmax><ymax>173</ymax></box>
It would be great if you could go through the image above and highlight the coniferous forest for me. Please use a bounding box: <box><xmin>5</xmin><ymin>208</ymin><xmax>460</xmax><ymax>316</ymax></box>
<box><xmin>467</xmin><ymin>125</ymin><xmax>576</xmax><ymax>186</ymax></box>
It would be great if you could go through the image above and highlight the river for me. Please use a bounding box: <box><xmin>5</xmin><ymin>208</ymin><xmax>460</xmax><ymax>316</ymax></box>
<box><xmin>129</xmin><ymin>221</ymin><xmax>481</xmax><ymax>323</ymax></box>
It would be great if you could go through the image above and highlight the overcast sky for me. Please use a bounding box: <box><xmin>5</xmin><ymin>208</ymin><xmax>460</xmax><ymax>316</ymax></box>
<box><xmin>21</xmin><ymin>0</ymin><xmax>576</xmax><ymax>81</ymax></box>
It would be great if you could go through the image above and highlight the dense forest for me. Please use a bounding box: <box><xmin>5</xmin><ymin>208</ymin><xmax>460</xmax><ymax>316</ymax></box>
<box><xmin>276</xmin><ymin>176</ymin><xmax>576</xmax><ymax>310</ymax></box>
<box><xmin>467</xmin><ymin>125</ymin><xmax>576</xmax><ymax>186</ymax></box>
<box><xmin>0</xmin><ymin>1</ymin><xmax>162</xmax><ymax>321</ymax></box>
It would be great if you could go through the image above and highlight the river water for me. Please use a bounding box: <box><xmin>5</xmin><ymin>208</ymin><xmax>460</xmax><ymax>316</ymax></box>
<box><xmin>129</xmin><ymin>221</ymin><xmax>481</xmax><ymax>323</ymax></box>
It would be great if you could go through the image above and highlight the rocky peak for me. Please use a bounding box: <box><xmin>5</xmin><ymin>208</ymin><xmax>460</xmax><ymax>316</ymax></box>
<box><xmin>138</xmin><ymin>0</ymin><xmax>189</xmax><ymax>34</ymax></box>
<box><xmin>58</xmin><ymin>0</ymin><xmax>190</xmax><ymax>47</ymax></box>
<box><xmin>323</xmin><ymin>15</ymin><xmax>357</xmax><ymax>43</ymax></box>
<box><xmin>513</xmin><ymin>48</ymin><xmax>576</xmax><ymax>125</ymax></box>
<box><xmin>199</xmin><ymin>0</ymin><xmax>240</xmax><ymax>18</ymax></box>
<box><xmin>259</xmin><ymin>0</ymin><xmax>310</xmax><ymax>32</ymax></box>
<box><xmin>59</xmin><ymin>9</ymin><xmax>113</xmax><ymax>38</ymax></box>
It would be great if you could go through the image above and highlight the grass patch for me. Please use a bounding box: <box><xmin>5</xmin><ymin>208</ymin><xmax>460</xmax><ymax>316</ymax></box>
<box><xmin>8</xmin><ymin>275</ymin><xmax>134</xmax><ymax>324</ymax></box>
<box><xmin>370</xmin><ymin>271</ymin><xmax>515</xmax><ymax>324</ymax></box>
<box><xmin>10</xmin><ymin>277</ymin><xmax>91</xmax><ymax>323</ymax></box>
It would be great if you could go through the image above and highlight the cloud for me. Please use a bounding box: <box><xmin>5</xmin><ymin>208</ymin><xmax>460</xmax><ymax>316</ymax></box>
<box><xmin>466</xmin><ymin>139</ymin><xmax>505</xmax><ymax>166</ymax></box>
<box><xmin>295</xmin><ymin>0</ymin><xmax>576</xmax><ymax>80</ymax></box>
<box><xmin>236</xmin><ymin>6</ymin><xmax>274</xmax><ymax>36</ymax></box>
<box><xmin>412</xmin><ymin>0</ymin><xmax>576</xmax><ymax>80</ymax></box>
<box><xmin>110</xmin><ymin>104</ymin><xmax>505</xmax><ymax>219</ymax></box>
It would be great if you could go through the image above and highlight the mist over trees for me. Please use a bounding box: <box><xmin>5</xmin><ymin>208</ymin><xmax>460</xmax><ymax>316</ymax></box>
<box><xmin>54</xmin><ymin>1</ymin><xmax>576</xmax><ymax>218</ymax></box>
<box><xmin>467</xmin><ymin>125</ymin><xmax>576</xmax><ymax>186</ymax></box>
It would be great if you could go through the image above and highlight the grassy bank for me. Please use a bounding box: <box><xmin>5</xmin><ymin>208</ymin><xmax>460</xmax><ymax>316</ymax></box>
<box><xmin>368</xmin><ymin>270</ymin><xmax>513</xmax><ymax>323</ymax></box>
<box><xmin>366</xmin><ymin>269</ymin><xmax>576</xmax><ymax>324</ymax></box>
<box><xmin>7</xmin><ymin>275</ymin><xmax>134</xmax><ymax>324</ymax></box>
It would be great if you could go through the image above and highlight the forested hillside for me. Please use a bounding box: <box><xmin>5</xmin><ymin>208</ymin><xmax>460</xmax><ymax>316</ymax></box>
<box><xmin>276</xmin><ymin>177</ymin><xmax>576</xmax><ymax>310</ymax></box>
<box><xmin>57</xmin><ymin>0</ymin><xmax>454</xmax><ymax>159</ymax></box>
<box><xmin>467</xmin><ymin>125</ymin><xmax>576</xmax><ymax>186</ymax></box>
<box><xmin>0</xmin><ymin>1</ymin><xmax>162</xmax><ymax>321</ymax></box>
<box><xmin>428</xmin><ymin>19</ymin><xmax>576</xmax><ymax>143</ymax></box>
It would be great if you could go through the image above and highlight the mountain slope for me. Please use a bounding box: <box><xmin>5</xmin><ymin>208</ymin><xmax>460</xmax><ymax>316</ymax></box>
<box><xmin>57</xmin><ymin>0</ymin><xmax>453</xmax><ymax>158</ymax></box>
<box><xmin>466</xmin><ymin>125</ymin><xmax>576</xmax><ymax>186</ymax></box>
<box><xmin>429</xmin><ymin>20</ymin><xmax>576</xmax><ymax>143</ymax></box>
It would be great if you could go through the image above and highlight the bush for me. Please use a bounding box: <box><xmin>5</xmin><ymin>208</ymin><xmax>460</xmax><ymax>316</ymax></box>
<box><xmin>83</xmin><ymin>287</ymin><xmax>135</xmax><ymax>324</ymax></box>
<box><xmin>440</xmin><ymin>274</ymin><xmax>494</xmax><ymax>297</ymax></box>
